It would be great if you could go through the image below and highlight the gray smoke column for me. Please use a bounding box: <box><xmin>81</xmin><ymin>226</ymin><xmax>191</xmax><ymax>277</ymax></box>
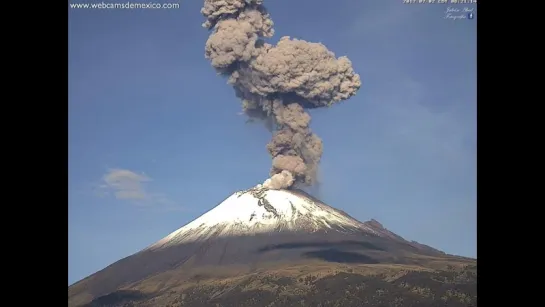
<box><xmin>201</xmin><ymin>0</ymin><xmax>361</xmax><ymax>190</ymax></box>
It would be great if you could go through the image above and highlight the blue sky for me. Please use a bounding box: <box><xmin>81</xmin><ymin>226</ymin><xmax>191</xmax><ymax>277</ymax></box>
<box><xmin>68</xmin><ymin>0</ymin><xmax>476</xmax><ymax>285</ymax></box>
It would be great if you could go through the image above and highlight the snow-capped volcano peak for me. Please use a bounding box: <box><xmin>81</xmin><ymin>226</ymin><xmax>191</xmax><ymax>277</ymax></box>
<box><xmin>148</xmin><ymin>186</ymin><xmax>380</xmax><ymax>250</ymax></box>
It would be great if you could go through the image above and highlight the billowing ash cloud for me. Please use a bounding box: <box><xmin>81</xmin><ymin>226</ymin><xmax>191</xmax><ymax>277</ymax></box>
<box><xmin>201</xmin><ymin>0</ymin><xmax>361</xmax><ymax>190</ymax></box>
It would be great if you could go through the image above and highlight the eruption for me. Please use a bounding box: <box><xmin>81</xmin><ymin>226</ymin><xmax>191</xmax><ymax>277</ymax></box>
<box><xmin>201</xmin><ymin>0</ymin><xmax>361</xmax><ymax>190</ymax></box>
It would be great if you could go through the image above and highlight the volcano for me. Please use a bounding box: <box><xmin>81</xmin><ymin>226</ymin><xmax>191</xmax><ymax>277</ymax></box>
<box><xmin>68</xmin><ymin>187</ymin><xmax>476</xmax><ymax>307</ymax></box>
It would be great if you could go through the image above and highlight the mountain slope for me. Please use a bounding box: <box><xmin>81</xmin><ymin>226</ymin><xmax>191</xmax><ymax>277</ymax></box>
<box><xmin>68</xmin><ymin>187</ymin><xmax>475</xmax><ymax>307</ymax></box>
<box><xmin>83</xmin><ymin>262</ymin><xmax>477</xmax><ymax>307</ymax></box>
<box><xmin>147</xmin><ymin>187</ymin><xmax>375</xmax><ymax>249</ymax></box>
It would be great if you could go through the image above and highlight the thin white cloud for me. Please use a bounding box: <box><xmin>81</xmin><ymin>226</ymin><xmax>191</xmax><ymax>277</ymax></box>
<box><xmin>102</xmin><ymin>168</ymin><xmax>150</xmax><ymax>200</ymax></box>
<box><xmin>99</xmin><ymin>168</ymin><xmax>183</xmax><ymax>211</ymax></box>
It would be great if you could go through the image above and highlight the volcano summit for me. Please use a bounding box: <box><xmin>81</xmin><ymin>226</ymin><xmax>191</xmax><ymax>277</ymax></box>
<box><xmin>68</xmin><ymin>188</ymin><xmax>476</xmax><ymax>307</ymax></box>
<box><xmin>148</xmin><ymin>187</ymin><xmax>382</xmax><ymax>248</ymax></box>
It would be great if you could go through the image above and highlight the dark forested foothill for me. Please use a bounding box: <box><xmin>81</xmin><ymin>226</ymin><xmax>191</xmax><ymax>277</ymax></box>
<box><xmin>84</xmin><ymin>265</ymin><xmax>476</xmax><ymax>307</ymax></box>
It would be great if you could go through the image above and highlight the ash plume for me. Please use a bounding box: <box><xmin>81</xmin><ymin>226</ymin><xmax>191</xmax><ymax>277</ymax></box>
<box><xmin>201</xmin><ymin>0</ymin><xmax>361</xmax><ymax>190</ymax></box>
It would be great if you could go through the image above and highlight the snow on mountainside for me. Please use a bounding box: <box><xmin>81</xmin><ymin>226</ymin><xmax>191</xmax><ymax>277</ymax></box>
<box><xmin>148</xmin><ymin>186</ymin><xmax>383</xmax><ymax>250</ymax></box>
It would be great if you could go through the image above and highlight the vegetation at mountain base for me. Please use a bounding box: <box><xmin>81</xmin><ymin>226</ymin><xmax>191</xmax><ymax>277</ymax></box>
<box><xmin>82</xmin><ymin>263</ymin><xmax>476</xmax><ymax>307</ymax></box>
